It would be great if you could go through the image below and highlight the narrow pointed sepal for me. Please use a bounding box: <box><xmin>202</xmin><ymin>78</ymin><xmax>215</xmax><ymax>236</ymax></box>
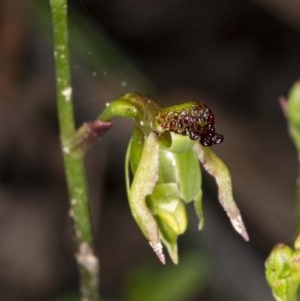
<box><xmin>194</xmin><ymin>144</ymin><xmax>249</xmax><ymax>241</ymax></box>
<box><xmin>128</xmin><ymin>132</ymin><xmax>165</xmax><ymax>260</ymax></box>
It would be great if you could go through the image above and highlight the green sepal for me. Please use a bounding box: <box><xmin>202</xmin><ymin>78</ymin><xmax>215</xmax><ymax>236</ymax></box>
<box><xmin>100</xmin><ymin>98</ymin><xmax>140</xmax><ymax>122</ymax></box>
<box><xmin>127</xmin><ymin>129</ymin><xmax>145</xmax><ymax>175</ymax></box>
<box><xmin>158</xmin><ymin>134</ymin><xmax>202</xmax><ymax>203</ymax></box>
<box><xmin>126</xmin><ymin>131</ymin><xmax>165</xmax><ymax>264</ymax></box>
<box><xmin>194</xmin><ymin>144</ymin><xmax>249</xmax><ymax>241</ymax></box>
<box><xmin>99</xmin><ymin>93</ymin><xmax>161</xmax><ymax>136</ymax></box>
<box><xmin>159</xmin><ymin>132</ymin><xmax>196</xmax><ymax>154</ymax></box>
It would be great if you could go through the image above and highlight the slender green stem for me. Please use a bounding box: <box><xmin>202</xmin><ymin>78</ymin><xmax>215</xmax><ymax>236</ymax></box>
<box><xmin>296</xmin><ymin>165</ymin><xmax>300</xmax><ymax>233</ymax></box>
<box><xmin>49</xmin><ymin>0</ymin><xmax>100</xmax><ymax>300</ymax></box>
<box><xmin>285</xmin><ymin>81</ymin><xmax>300</xmax><ymax>234</ymax></box>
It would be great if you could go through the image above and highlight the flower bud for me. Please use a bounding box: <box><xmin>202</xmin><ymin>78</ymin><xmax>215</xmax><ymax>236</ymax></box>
<box><xmin>265</xmin><ymin>240</ymin><xmax>300</xmax><ymax>301</ymax></box>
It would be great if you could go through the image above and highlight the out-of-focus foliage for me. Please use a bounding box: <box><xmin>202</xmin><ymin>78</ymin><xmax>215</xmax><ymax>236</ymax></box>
<box><xmin>125</xmin><ymin>251</ymin><xmax>210</xmax><ymax>301</ymax></box>
<box><xmin>52</xmin><ymin>251</ymin><xmax>209</xmax><ymax>301</ymax></box>
<box><xmin>35</xmin><ymin>1</ymin><xmax>155</xmax><ymax>94</ymax></box>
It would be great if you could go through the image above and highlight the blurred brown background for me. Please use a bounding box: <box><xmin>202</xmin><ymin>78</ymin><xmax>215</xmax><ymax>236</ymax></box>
<box><xmin>1</xmin><ymin>0</ymin><xmax>300</xmax><ymax>300</ymax></box>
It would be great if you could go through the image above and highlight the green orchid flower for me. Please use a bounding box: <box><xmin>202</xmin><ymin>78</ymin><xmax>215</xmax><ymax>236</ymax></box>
<box><xmin>99</xmin><ymin>93</ymin><xmax>249</xmax><ymax>264</ymax></box>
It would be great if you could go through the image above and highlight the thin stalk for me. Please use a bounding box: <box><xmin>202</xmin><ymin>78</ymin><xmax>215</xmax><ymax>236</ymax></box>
<box><xmin>49</xmin><ymin>0</ymin><xmax>100</xmax><ymax>300</ymax></box>
<box><xmin>284</xmin><ymin>80</ymin><xmax>300</xmax><ymax>234</ymax></box>
<box><xmin>296</xmin><ymin>165</ymin><xmax>300</xmax><ymax>233</ymax></box>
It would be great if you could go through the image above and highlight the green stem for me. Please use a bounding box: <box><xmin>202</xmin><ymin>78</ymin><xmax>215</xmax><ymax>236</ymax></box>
<box><xmin>296</xmin><ymin>164</ymin><xmax>300</xmax><ymax>234</ymax></box>
<box><xmin>285</xmin><ymin>81</ymin><xmax>300</xmax><ymax>234</ymax></box>
<box><xmin>49</xmin><ymin>0</ymin><xmax>100</xmax><ymax>300</ymax></box>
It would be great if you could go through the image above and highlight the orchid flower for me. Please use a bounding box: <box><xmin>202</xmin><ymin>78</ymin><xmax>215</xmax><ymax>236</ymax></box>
<box><xmin>98</xmin><ymin>93</ymin><xmax>248</xmax><ymax>264</ymax></box>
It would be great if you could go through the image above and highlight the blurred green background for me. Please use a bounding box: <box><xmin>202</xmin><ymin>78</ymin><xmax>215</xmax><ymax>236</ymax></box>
<box><xmin>1</xmin><ymin>0</ymin><xmax>300</xmax><ymax>300</ymax></box>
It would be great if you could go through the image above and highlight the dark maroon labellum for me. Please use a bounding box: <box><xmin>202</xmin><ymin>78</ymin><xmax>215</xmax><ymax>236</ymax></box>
<box><xmin>156</xmin><ymin>101</ymin><xmax>223</xmax><ymax>146</ymax></box>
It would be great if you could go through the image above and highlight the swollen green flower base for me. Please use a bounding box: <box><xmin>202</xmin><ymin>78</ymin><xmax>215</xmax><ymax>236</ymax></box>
<box><xmin>99</xmin><ymin>93</ymin><xmax>248</xmax><ymax>264</ymax></box>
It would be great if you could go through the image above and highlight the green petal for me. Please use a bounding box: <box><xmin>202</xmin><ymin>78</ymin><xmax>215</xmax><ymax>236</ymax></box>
<box><xmin>173</xmin><ymin>149</ymin><xmax>202</xmax><ymax>203</ymax></box>
<box><xmin>156</xmin><ymin>218</ymin><xmax>179</xmax><ymax>264</ymax></box>
<box><xmin>158</xmin><ymin>134</ymin><xmax>202</xmax><ymax>203</ymax></box>
<box><xmin>194</xmin><ymin>144</ymin><xmax>249</xmax><ymax>241</ymax></box>
<box><xmin>128</xmin><ymin>132</ymin><xmax>165</xmax><ymax>264</ymax></box>
<box><xmin>193</xmin><ymin>189</ymin><xmax>204</xmax><ymax>230</ymax></box>
<box><xmin>159</xmin><ymin>132</ymin><xmax>196</xmax><ymax>154</ymax></box>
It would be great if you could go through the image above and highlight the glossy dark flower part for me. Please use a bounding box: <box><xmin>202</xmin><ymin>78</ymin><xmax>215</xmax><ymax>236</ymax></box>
<box><xmin>156</xmin><ymin>101</ymin><xmax>223</xmax><ymax>146</ymax></box>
